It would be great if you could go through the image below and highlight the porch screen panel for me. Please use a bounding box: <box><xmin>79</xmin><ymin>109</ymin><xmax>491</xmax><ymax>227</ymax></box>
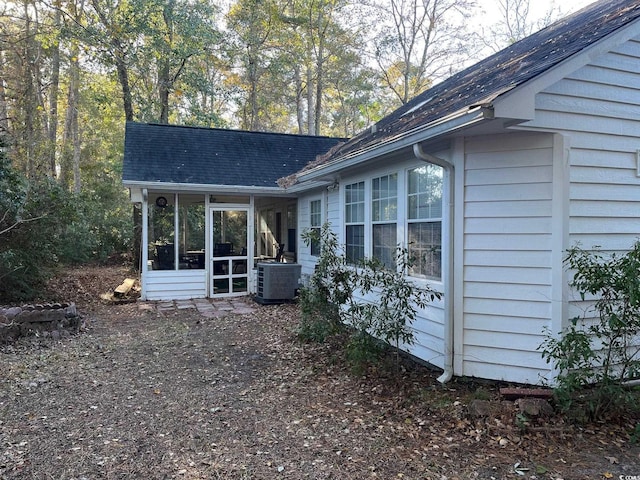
<box><xmin>407</xmin><ymin>165</ymin><xmax>443</xmax><ymax>280</ymax></box>
<box><xmin>345</xmin><ymin>181</ymin><xmax>365</xmax><ymax>264</ymax></box>
<box><xmin>148</xmin><ymin>194</ymin><xmax>175</xmax><ymax>270</ymax></box>
<box><xmin>372</xmin><ymin>173</ymin><xmax>397</xmax><ymax>269</ymax></box>
<box><xmin>178</xmin><ymin>194</ymin><xmax>205</xmax><ymax>270</ymax></box>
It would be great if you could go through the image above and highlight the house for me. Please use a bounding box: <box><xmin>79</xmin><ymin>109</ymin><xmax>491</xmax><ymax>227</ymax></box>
<box><xmin>123</xmin><ymin>123</ymin><xmax>344</xmax><ymax>299</ymax></box>
<box><xmin>123</xmin><ymin>0</ymin><xmax>640</xmax><ymax>385</ymax></box>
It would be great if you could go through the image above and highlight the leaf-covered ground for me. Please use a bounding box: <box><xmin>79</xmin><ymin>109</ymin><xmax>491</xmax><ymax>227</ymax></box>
<box><xmin>1</xmin><ymin>265</ymin><xmax>639</xmax><ymax>479</ymax></box>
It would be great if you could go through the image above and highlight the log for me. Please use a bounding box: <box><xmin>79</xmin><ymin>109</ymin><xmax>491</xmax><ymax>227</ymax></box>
<box><xmin>114</xmin><ymin>278</ymin><xmax>136</xmax><ymax>298</ymax></box>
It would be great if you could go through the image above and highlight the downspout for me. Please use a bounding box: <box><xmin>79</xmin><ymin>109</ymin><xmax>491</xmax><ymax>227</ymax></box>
<box><xmin>413</xmin><ymin>143</ymin><xmax>454</xmax><ymax>384</ymax></box>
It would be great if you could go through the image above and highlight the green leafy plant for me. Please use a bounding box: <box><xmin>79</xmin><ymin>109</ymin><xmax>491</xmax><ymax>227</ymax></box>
<box><xmin>630</xmin><ymin>422</ymin><xmax>640</xmax><ymax>444</ymax></box>
<box><xmin>344</xmin><ymin>249</ymin><xmax>442</xmax><ymax>370</ymax></box>
<box><xmin>540</xmin><ymin>242</ymin><xmax>640</xmax><ymax>420</ymax></box>
<box><xmin>300</xmin><ymin>222</ymin><xmax>442</xmax><ymax>374</ymax></box>
<box><xmin>0</xmin><ymin>144</ymin><xmax>79</xmax><ymax>301</ymax></box>
<box><xmin>515</xmin><ymin>412</ymin><xmax>529</xmax><ymax>432</ymax></box>
<box><xmin>298</xmin><ymin>223</ymin><xmax>350</xmax><ymax>342</ymax></box>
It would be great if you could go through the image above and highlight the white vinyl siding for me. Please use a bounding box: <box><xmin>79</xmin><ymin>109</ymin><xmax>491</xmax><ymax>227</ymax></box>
<box><xmin>531</xmin><ymin>38</ymin><xmax>640</xmax><ymax>248</ymax></box>
<box><xmin>526</xmin><ymin>36</ymin><xmax>640</xmax><ymax>330</ymax></box>
<box><xmin>145</xmin><ymin>270</ymin><xmax>207</xmax><ymax>300</ymax></box>
<box><xmin>462</xmin><ymin>133</ymin><xmax>555</xmax><ymax>384</ymax></box>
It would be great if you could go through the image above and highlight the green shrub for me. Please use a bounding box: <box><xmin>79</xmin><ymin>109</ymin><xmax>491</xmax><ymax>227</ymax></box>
<box><xmin>540</xmin><ymin>242</ymin><xmax>640</xmax><ymax>421</ymax></box>
<box><xmin>298</xmin><ymin>223</ymin><xmax>348</xmax><ymax>342</ymax></box>
<box><xmin>59</xmin><ymin>189</ymin><xmax>133</xmax><ymax>264</ymax></box>
<box><xmin>0</xmin><ymin>164</ymin><xmax>76</xmax><ymax>302</ymax></box>
<box><xmin>300</xmin><ymin>222</ymin><xmax>442</xmax><ymax>374</ymax></box>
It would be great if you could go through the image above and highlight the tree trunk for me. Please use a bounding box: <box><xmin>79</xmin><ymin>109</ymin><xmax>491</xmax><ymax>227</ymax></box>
<box><xmin>23</xmin><ymin>0</ymin><xmax>36</xmax><ymax>179</ymax></box>
<box><xmin>314</xmin><ymin>43</ymin><xmax>324</xmax><ymax>136</ymax></box>
<box><xmin>116</xmin><ymin>57</ymin><xmax>134</xmax><ymax>122</ymax></box>
<box><xmin>158</xmin><ymin>60</ymin><xmax>170</xmax><ymax>124</ymax></box>
<box><xmin>306</xmin><ymin>64</ymin><xmax>314</xmax><ymax>135</ymax></box>
<box><xmin>61</xmin><ymin>45</ymin><xmax>79</xmax><ymax>190</ymax></box>
<box><xmin>247</xmin><ymin>49</ymin><xmax>259</xmax><ymax>130</ymax></box>
<box><xmin>0</xmin><ymin>51</ymin><xmax>9</xmax><ymax>136</ymax></box>
<box><xmin>48</xmin><ymin>9</ymin><xmax>61</xmax><ymax>179</ymax></box>
<box><xmin>294</xmin><ymin>64</ymin><xmax>304</xmax><ymax>134</ymax></box>
<box><xmin>313</xmin><ymin>7</ymin><xmax>326</xmax><ymax>136</ymax></box>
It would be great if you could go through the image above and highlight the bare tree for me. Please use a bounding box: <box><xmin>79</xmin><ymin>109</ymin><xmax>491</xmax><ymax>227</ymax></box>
<box><xmin>480</xmin><ymin>0</ymin><xmax>563</xmax><ymax>53</ymax></box>
<box><xmin>371</xmin><ymin>0</ymin><xmax>477</xmax><ymax>106</ymax></box>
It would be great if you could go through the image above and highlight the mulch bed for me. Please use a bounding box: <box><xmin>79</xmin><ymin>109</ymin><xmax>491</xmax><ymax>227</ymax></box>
<box><xmin>0</xmin><ymin>265</ymin><xmax>638</xmax><ymax>479</ymax></box>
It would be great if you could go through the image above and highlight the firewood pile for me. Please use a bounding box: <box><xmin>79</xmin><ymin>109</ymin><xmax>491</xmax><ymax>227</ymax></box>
<box><xmin>99</xmin><ymin>278</ymin><xmax>140</xmax><ymax>304</ymax></box>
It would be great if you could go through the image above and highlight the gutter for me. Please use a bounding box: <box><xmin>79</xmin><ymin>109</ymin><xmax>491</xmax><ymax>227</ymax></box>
<box><xmin>295</xmin><ymin>106</ymin><xmax>491</xmax><ymax>186</ymax></box>
<box><xmin>413</xmin><ymin>143</ymin><xmax>454</xmax><ymax>384</ymax></box>
<box><xmin>123</xmin><ymin>180</ymin><xmax>292</xmax><ymax>197</ymax></box>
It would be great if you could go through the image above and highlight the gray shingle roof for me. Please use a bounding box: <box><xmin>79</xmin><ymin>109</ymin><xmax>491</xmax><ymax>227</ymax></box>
<box><xmin>123</xmin><ymin>122</ymin><xmax>346</xmax><ymax>188</ymax></box>
<box><xmin>299</xmin><ymin>0</ymin><xmax>640</xmax><ymax>169</ymax></box>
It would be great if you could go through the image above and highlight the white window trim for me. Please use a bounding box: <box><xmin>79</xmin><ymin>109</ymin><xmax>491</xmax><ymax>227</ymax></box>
<box><xmin>339</xmin><ymin>160</ymin><xmax>446</xmax><ymax>288</ymax></box>
<box><xmin>309</xmin><ymin>197</ymin><xmax>323</xmax><ymax>257</ymax></box>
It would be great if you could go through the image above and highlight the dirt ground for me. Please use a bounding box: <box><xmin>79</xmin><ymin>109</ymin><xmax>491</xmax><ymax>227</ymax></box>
<box><xmin>1</xmin><ymin>265</ymin><xmax>639</xmax><ymax>479</ymax></box>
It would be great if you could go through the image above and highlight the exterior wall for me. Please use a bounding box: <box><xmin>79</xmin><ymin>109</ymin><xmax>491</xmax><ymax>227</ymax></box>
<box><xmin>460</xmin><ymin>133</ymin><xmax>556</xmax><ymax>384</ymax></box>
<box><xmin>145</xmin><ymin>270</ymin><xmax>208</xmax><ymax>300</ymax></box>
<box><xmin>297</xmin><ymin>189</ymin><xmax>327</xmax><ymax>281</ymax></box>
<box><xmin>297</xmin><ymin>160</ymin><xmax>449</xmax><ymax>370</ymax></box>
<box><xmin>524</xmin><ymin>35</ymin><xmax>640</xmax><ymax>326</ymax></box>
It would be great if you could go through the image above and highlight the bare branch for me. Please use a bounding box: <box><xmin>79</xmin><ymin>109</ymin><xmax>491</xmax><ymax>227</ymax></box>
<box><xmin>0</xmin><ymin>213</ymin><xmax>48</xmax><ymax>237</ymax></box>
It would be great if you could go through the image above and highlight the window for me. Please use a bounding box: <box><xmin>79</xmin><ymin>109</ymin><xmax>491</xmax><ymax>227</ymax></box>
<box><xmin>310</xmin><ymin>199</ymin><xmax>322</xmax><ymax>256</ymax></box>
<box><xmin>407</xmin><ymin>165</ymin><xmax>443</xmax><ymax>280</ymax></box>
<box><xmin>372</xmin><ymin>173</ymin><xmax>397</xmax><ymax>269</ymax></box>
<box><xmin>345</xmin><ymin>181</ymin><xmax>365</xmax><ymax>264</ymax></box>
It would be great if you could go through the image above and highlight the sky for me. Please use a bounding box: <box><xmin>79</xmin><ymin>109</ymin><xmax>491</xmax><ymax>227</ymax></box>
<box><xmin>480</xmin><ymin>0</ymin><xmax>596</xmax><ymax>24</ymax></box>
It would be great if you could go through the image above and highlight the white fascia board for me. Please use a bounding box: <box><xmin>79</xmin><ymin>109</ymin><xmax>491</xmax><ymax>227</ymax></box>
<box><xmin>493</xmin><ymin>17</ymin><xmax>640</xmax><ymax>120</ymax></box>
<box><xmin>294</xmin><ymin>107</ymin><xmax>489</xmax><ymax>186</ymax></box>
<box><xmin>283</xmin><ymin>179</ymin><xmax>333</xmax><ymax>193</ymax></box>
<box><xmin>129</xmin><ymin>187</ymin><xmax>143</xmax><ymax>203</ymax></box>
<box><xmin>122</xmin><ymin>180</ymin><xmax>291</xmax><ymax>197</ymax></box>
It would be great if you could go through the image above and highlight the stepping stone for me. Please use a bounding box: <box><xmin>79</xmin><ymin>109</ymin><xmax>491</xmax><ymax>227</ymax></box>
<box><xmin>138</xmin><ymin>302</ymin><xmax>155</xmax><ymax>311</ymax></box>
<box><xmin>157</xmin><ymin>305</ymin><xmax>175</xmax><ymax>312</ymax></box>
<box><xmin>175</xmin><ymin>300</ymin><xmax>195</xmax><ymax>310</ymax></box>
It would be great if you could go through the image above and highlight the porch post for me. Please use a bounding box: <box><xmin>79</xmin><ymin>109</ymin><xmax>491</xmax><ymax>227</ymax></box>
<box><xmin>141</xmin><ymin>188</ymin><xmax>149</xmax><ymax>300</ymax></box>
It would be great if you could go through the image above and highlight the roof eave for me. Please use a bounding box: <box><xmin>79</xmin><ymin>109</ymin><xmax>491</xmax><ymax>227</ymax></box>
<box><xmin>294</xmin><ymin>106</ymin><xmax>492</xmax><ymax>186</ymax></box>
<box><xmin>494</xmin><ymin>14</ymin><xmax>640</xmax><ymax>119</ymax></box>
<box><xmin>122</xmin><ymin>180</ymin><xmax>291</xmax><ymax>197</ymax></box>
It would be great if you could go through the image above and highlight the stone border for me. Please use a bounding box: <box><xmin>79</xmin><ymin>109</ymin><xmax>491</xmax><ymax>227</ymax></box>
<box><xmin>0</xmin><ymin>303</ymin><xmax>82</xmax><ymax>343</ymax></box>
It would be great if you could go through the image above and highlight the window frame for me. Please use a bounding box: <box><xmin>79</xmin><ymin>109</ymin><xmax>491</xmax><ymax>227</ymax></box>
<box><xmin>309</xmin><ymin>198</ymin><xmax>322</xmax><ymax>257</ymax></box>
<box><xmin>344</xmin><ymin>181</ymin><xmax>366</xmax><ymax>265</ymax></box>
<box><xmin>371</xmin><ymin>173</ymin><xmax>398</xmax><ymax>269</ymax></box>
<box><xmin>406</xmin><ymin>164</ymin><xmax>444</xmax><ymax>281</ymax></box>
<box><xmin>337</xmin><ymin>159</ymin><xmax>445</xmax><ymax>286</ymax></box>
